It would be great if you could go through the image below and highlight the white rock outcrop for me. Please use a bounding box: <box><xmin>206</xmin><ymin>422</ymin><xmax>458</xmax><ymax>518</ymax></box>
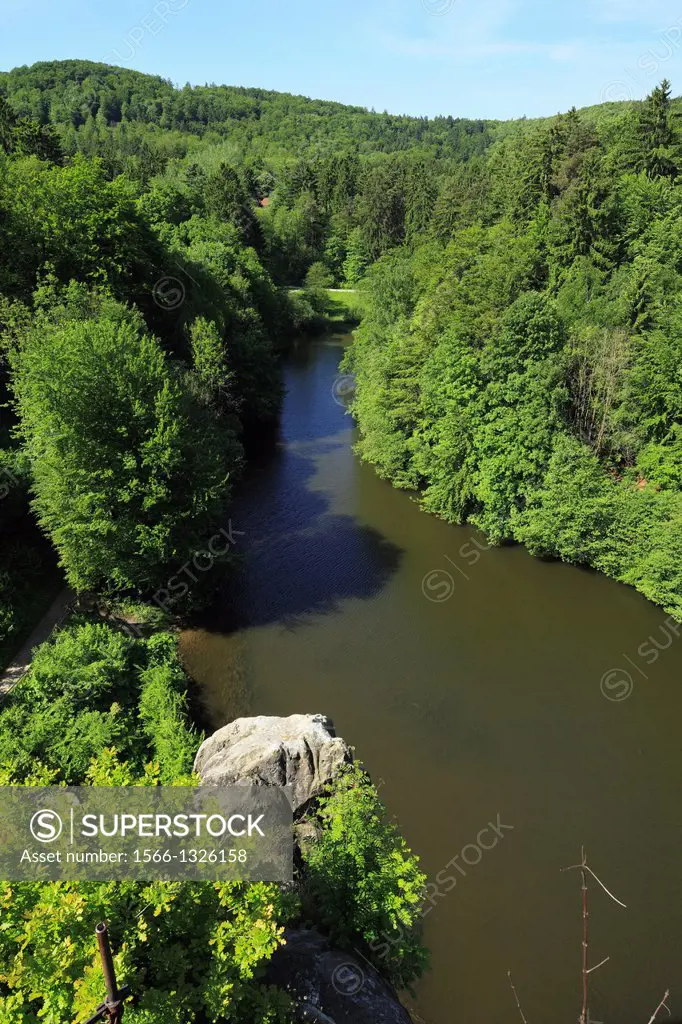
<box><xmin>193</xmin><ymin>713</ymin><xmax>352</xmax><ymax>812</ymax></box>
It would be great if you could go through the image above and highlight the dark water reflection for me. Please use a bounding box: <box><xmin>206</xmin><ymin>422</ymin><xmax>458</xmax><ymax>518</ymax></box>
<box><xmin>204</xmin><ymin>445</ymin><xmax>403</xmax><ymax>632</ymax></box>
<box><xmin>181</xmin><ymin>334</ymin><xmax>682</xmax><ymax>1024</ymax></box>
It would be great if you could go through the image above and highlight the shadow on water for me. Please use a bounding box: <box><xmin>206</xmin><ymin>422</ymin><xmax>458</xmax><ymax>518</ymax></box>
<box><xmin>197</xmin><ymin>441</ymin><xmax>404</xmax><ymax>634</ymax></box>
<box><xmin>188</xmin><ymin>330</ymin><xmax>404</xmax><ymax>635</ymax></box>
<box><xmin>181</xmin><ymin>331</ymin><xmax>405</xmax><ymax>726</ymax></box>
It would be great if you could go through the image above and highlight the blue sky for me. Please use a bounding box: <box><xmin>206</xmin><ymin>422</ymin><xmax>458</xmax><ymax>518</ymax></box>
<box><xmin>2</xmin><ymin>0</ymin><xmax>682</xmax><ymax>119</ymax></box>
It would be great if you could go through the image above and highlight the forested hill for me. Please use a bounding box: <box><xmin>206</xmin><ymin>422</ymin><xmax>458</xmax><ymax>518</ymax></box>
<box><xmin>2</xmin><ymin>59</ymin><xmax>672</xmax><ymax>162</ymax></box>
<box><xmin>0</xmin><ymin>59</ymin><xmax>496</xmax><ymax>160</ymax></box>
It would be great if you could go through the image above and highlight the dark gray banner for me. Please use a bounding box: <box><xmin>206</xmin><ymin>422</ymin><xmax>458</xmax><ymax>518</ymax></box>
<box><xmin>0</xmin><ymin>786</ymin><xmax>293</xmax><ymax>881</ymax></box>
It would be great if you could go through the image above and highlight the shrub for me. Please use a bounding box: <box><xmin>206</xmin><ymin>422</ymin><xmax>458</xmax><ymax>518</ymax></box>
<box><xmin>300</xmin><ymin>763</ymin><xmax>428</xmax><ymax>988</ymax></box>
<box><xmin>0</xmin><ymin>622</ymin><xmax>199</xmax><ymax>784</ymax></box>
<box><xmin>0</xmin><ymin>875</ymin><xmax>298</xmax><ymax>1024</ymax></box>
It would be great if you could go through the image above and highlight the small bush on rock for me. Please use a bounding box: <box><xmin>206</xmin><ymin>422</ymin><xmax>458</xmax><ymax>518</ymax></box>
<box><xmin>300</xmin><ymin>762</ymin><xmax>429</xmax><ymax>988</ymax></box>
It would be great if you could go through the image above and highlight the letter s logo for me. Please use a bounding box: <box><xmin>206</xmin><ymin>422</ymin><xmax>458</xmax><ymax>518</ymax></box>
<box><xmin>30</xmin><ymin>809</ymin><xmax>63</xmax><ymax>843</ymax></box>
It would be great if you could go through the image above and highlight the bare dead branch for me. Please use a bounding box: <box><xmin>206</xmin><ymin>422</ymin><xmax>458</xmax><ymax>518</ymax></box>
<box><xmin>507</xmin><ymin>970</ymin><xmax>529</xmax><ymax>1024</ymax></box>
<box><xmin>645</xmin><ymin>989</ymin><xmax>671</xmax><ymax>1024</ymax></box>
<box><xmin>560</xmin><ymin>863</ymin><xmax>627</xmax><ymax>908</ymax></box>
<box><xmin>580</xmin><ymin>847</ymin><xmax>588</xmax><ymax>1024</ymax></box>
<box><xmin>586</xmin><ymin>956</ymin><xmax>610</xmax><ymax>974</ymax></box>
<box><xmin>583</xmin><ymin>864</ymin><xmax>627</xmax><ymax>908</ymax></box>
<box><xmin>561</xmin><ymin>847</ymin><xmax>627</xmax><ymax>1024</ymax></box>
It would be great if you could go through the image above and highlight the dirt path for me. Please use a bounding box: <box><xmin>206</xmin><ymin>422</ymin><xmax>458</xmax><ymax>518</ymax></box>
<box><xmin>286</xmin><ymin>287</ymin><xmax>359</xmax><ymax>293</ymax></box>
<box><xmin>0</xmin><ymin>587</ymin><xmax>75</xmax><ymax>700</ymax></box>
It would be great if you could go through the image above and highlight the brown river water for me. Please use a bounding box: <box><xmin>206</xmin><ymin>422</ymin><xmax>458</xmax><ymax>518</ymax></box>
<box><xmin>180</xmin><ymin>333</ymin><xmax>682</xmax><ymax>1024</ymax></box>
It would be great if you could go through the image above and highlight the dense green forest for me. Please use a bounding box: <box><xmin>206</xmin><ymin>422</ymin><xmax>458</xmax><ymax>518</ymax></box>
<box><xmin>1</xmin><ymin>56</ymin><xmax>682</xmax><ymax>1020</ymax></box>
<box><xmin>344</xmin><ymin>81</ymin><xmax>682</xmax><ymax>619</ymax></box>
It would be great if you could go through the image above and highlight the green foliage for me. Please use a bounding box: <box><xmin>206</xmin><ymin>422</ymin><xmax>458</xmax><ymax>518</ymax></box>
<box><xmin>342</xmin><ymin>228</ymin><xmax>370</xmax><ymax>285</ymax></box>
<box><xmin>0</xmin><ymin>620</ymin><xmax>296</xmax><ymax>1023</ymax></box>
<box><xmin>300</xmin><ymin>763</ymin><xmax>428</xmax><ymax>988</ymax></box>
<box><xmin>0</xmin><ymin>95</ymin><xmax>62</xmax><ymax>163</ymax></box>
<box><xmin>137</xmin><ymin>632</ymin><xmax>202</xmax><ymax>784</ymax></box>
<box><xmin>188</xmin><ymin>315</ymin><xmax>237</xmax><ymax>414</ymax></box>
<box><xmin>0</xmin><ymin>877</ymin><xmax>297</xmax><ymax>1024</ymax></box>
<box><xmin>0</xmin><ymin>154</ymin><xmax>161</xmax><ymax>302</ymax></box>
<box><xmin>637</xmin><ymin>79</ymin><xmax>681</xmax><ymax>179</ymax></box>
<box><xmin>357</xmin><ymin>160</ymin><xmax>406</xmax><ymax>259</ymax></box>
<box><xmin>171</xmin><ymin>218</ymin><xmax>286</xmax><ymax>418</ymax></box>
<box><xmin>10</xmin><ymin>290</ymin><xmax>236</xmax><ymax>593</ymax></box>
<box><xmin>343</xmin><ymin>252</ymin><xmax>423</xmax><ymax>487</ymax></box>
<box><xmin>346</xmin><ymin>80</ymin><xmax>682</xmax><ymax>618</ymax></box>
<box><xmin>287</xmin><ymin>290</ymin><xmax>324</xmax><ymax>332</ymax></box>
<box><xmin>0</xmin><ymin>59</ymin><xmax>499</xmax><ymax>174</ymax></box>
<box><xmin>204</xmin><ymin>162</ymin><xmax>261</xmax><ymax>250</ymax></box>
<box><xmin>483</xmin><ymin>292</ymin><xmax>566</xmax><ymax>376</ymax></box>
<box><xmin>514</xmin><ymin>434</ymin><xmax>619</xmax><ymax>564</ymax></box>
<box><xmin>0</xmin><ymin>621</ymin><xmax>198</xmax><ymax>784</ymax></box>
<box><xmin>304</xmin><ymin>261</ymin><xmax>333</xmax><ymax>289</ymax></box>
<box><xmin>3</xmin><ymin>59</ymin><xmax>681</xmax><ymax>637</ymax></box>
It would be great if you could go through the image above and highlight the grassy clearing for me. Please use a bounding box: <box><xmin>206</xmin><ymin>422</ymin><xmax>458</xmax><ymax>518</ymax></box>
<box><xmin>324</xmin><ymin>288</ymin><xmax>366</xmax><ymax>325</ymax></box>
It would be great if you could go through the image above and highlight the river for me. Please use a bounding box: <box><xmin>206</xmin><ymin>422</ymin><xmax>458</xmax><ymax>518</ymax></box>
<box><xmin>180</xmin><ymin>332</ymin><xmax>682</xmax><ymax>1023</ymax></box>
